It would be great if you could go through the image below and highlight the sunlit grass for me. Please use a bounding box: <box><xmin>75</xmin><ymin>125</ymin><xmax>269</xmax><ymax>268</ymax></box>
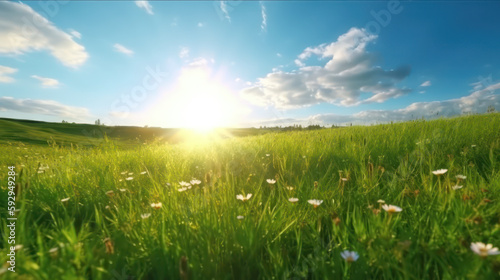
<box><xmin>0</xmin><ymin>113</ymin><xmax>499</xmax><ymax>279</ymax></box>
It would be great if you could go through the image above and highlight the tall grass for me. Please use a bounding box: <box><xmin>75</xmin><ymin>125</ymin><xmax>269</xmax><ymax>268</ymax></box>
<box><xmin>1</xmin><ymin>114</ymin><xmax>499</xmax><ymax>279</ymax></box>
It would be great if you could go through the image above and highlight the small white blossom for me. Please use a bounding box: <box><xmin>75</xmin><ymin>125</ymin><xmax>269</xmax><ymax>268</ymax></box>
<box><xmin>382</xmin><ymin>204</ymin><xmax>402</xmax><ymax>213</ymax></box>
<box><xmin>470</xmin><ymin>242</ymin><xmax>500</xmax><ymax>257</ymax></box>
<box><xmin>432</xmin><ymin>169</ymin><xmax>448</xmax><ymax>175</ymax></box>
<box><xmin>151</xmin><ymin>202</ymin><xmax>162</xmax><ymax>209</ymax></box>
<box><xmin>236</xmin><ymin>193</ymin><xmax>252</xmax><ymax>201</ymax></box>
<box><xmin>308</xmin><ymin>199</ymin><xmax>323</xmax><ymax>208</ymax></box>
<box><xmin>341</xmin><ymin>250</ymin><xmax>359</xmax><ymax>262</ymax></box>
<box><xmin>190</xmin><ymin>179</ymin><xmax>202</xmax><ymax>185</ymax></box>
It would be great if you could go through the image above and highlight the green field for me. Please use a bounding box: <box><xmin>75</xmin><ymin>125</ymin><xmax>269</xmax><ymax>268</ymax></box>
<box><xmin>1</xmin><ymin>114</ymin><xmax>500</xmax><ymax>279</ymax></box>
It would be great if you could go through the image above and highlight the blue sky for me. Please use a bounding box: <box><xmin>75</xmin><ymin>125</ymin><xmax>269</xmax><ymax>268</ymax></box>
<box><xmin>0</xmin><ymin>1</ymin><xmax>499</xmax><ymax>128</ymax></box>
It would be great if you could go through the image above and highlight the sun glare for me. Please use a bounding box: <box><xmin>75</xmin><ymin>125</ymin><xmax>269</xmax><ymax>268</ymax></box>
<box><xmin>154</xmin><ymin>64</ymin><xmax>246</xmax><ymax>131</ymax></box>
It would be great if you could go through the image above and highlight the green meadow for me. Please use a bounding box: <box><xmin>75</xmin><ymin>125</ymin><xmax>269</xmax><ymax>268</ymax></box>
<box><xmin>1</xmin><ymin>114</ymin><xmax>499</xmax><ymax>279</ymax></box>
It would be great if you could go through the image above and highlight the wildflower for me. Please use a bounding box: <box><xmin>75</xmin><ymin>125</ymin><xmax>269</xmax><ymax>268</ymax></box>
<box><xmin>308</xmin><ymin>199</ymin><xmax>323</xmax><ymax>208</ymax></box>
<box><xmin>105</xmin><ymin>205</ymin><xmax>111</xmax><ymax>210</ymax></box>
<box><xmin>266</xmin><ymin>154</ymin><xmax>270</xmax><ymax>157</ymax></box>
<box><xmin>178</xmin><ymin>187</ymin><xmax>188</xmax><ymax>192</ymax></box>
<box><xmin>377</xmin><ymin>199</ymin><xmax>385</xmax><ymax>204</ymax></box>
<box><xmin>120</xmin><ymin>171</ymin><xmax>127</xmax><ymax>175</ymax></box>
<box><xmin>14</xmin><ymin>244</ymin><xmax>23</xmax><ymax>251</ymax></box>
<box><xmin>456</xmin><ymin>175</ymin><xmax>466</xmax><ymax>180</ymax></box>
<box><xmin>125</xmin><ymin>177</ymin><xmax>134</xmax><ymax>181</ymax></box>
<box><xmin>432</xmin><ymin>169</ymin><xmax>448</xmax><ymax>175</ymax></box>
<box><xmin>382</xmin><ymin>204</ymin><xmax>403</xmax><ymax>213</ymax></box>
<box><xmin>128</xmin><ymin>172</ymin><xmax>133</xmax><ymax>175</ymax></box>
<box><xmin>471</xmin><ymin>145</ymin><xmax>476</xmax><ymax>148</ymax></box>
<box><xmin>267</xmin><ymin>179</ymin><xmax>276</xmax><ymax>184</ymax></box>
<box><xmin>190</xmin><ymin>179</ymin><xmax>201</xmax><ymax>185</ymax></box>
<box><xmin>237</xmin><ymin>215</ymin><xmax>244</xmax><ymax>220</ymax></box>
<box><xmin>119</xmin><ymin>188</ymin><xmax>127</xmax><ymax>192</ymax></box>
<box><xmin>286</xmin><ymin>186</ymin><xmax>294</xmax><ymax>191</ymax></box>
<box><xmin>470</xmin><ymin>242</ymin><xmax>500</xmax><ymax>258</ymax></box>
<box><xmin>452</xmin><ymin>185</ymin><xmax>463</xmax><ymax>190</ymax></box>
<box><xmin>288</xmin><ymin>198</ymin><xmax>299</xmax><ymax>203</ymax></box>
<box><xmin>236</xmin><ymin>193</ymin><xmax>252</xmax><ymax>201</ymax></box>
<box><xmin>140</xmin><ymin>171</ymin><xmax>147</xmax><ymax>175</ymax></box>
<box><xmin>141</xmin><ymin>213</ymin><xmax>151</xmax><ymax>219</ymax></box>
<box><xmin>49</xmin><ymin>247</ymin><xmax>59</xmax><ymax>258</ymax></box>
<box><xmin>61</xmin><ymin>197</ymin><xmax>70</xmax><ymax>203</ymax></box>
<box><xmin>104</xmin><ymin>238</ymin><xmax>114</xmax><ymax>254</ymax></box>
<box><xmin>105</xmin><ymin>190</ymin><xmax>114</xmax><ymax>197</ymax></box>
<box><xmin>314</xmin><ymin>181</ymin><xmax>318</xmax><ymax>188</ymax></box>
<box><xmin>151</xmin><ymin>202</ymin><xmax>162</xmax><ymax>209</ymax></box>
<box><xmin>179</xmin><ymin>181</ymin><xmax>191</xmax><ymax>187</ymax></box>
<box><xmin>341</xmin><ymin>250</ymin><xmax>359</xmax><ymax>262</ymax></box>
<box><xmin>341</xmin><ymin>177</ymin><xmax>349</xmax><ymax>182</ymax></box>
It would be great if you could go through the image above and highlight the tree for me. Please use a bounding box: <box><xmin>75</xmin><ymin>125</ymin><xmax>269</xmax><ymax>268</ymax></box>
<box><xmin>487</xmin><ymin>105</ymin><xmax>496</xmax><ymax>113</ymax></box>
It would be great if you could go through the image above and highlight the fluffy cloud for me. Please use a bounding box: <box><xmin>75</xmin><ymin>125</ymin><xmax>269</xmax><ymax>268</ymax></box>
<box><xmin>135</xmin><ymin>1</ymin><xmax>153</xmax><ymax>15</ymax></box>
<box><xmin>255</xmin><ymin>82</ymin><xmax>500</xmax><ymax>127</ymax></box>
<box><xmin>0</xmin><ymin>2</ymin><xmax>89</xmax><ymax>68</ymax></box>
<box><xmin>260</xmin><ymin>2</ymin><xmax>267</xmax><ymax>32</ymax></box>
<box><xmin>420</xmin><ymin>80</ymin><xmax>431</xmax><ymax>87</ymax></box>
<box><xmin>31</xmin><ymin>75</ymin><xmax>60</xmax><ymax>88</ymax></box>
<box><xmin>242</xmin><ymin>27</ymin><xmax>411</xmax><ymax>109</ymax></box>
<box><xmin>179</xmin><ymin>47</ymin><xmax>189</xmax><ymax>58</ymax></box>
<box><xmin>0</xmin><ymin>96</ymin><xmax>91</xmax><ymax>120</ymax></box>
<box><xmin>0</xmin><ymin>65</ymin><xmax>17</xmax><ymax>83</ymax></box>
<box><xmin>113</xmin><ymin>44</ymin><xmax>134</xmax><ymax>56</ymax></box>
<box><xmin>68</xmin><ymin>29</ymin><xmax>81</xmax><ymax>39</ymax></box>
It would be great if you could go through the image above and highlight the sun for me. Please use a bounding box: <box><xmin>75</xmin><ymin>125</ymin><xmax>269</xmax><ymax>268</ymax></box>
<box><xmin>181</xmin><ymin>91</ymin><xmax>226</xmax><ymax>131</ymax></box>
<box><xmin>153</xmin><ymin>63</ymin><xmax>246</xmax><ymax>131</ymax></box>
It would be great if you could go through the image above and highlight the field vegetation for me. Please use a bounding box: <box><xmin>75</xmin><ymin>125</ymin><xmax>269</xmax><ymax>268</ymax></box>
<box><xmin>1</xmin><ymin>114</ymin><xmax>499</xmax><ymax>279</ymax></box>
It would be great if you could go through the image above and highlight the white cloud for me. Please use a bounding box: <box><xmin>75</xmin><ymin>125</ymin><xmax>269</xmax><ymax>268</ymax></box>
<box><xmin>0</xmin><ymin>96</ymin><xmax>91</xmax><ymax>120</ymax></box>
<box><xmin>260</xmin><ymin>2</ymin><xmax>267</xmax><ymax>32</ymax></box>
<box><xmin>198</xmin><ymin>22</ymin><xmax>204</xmax><ymax>27</ymax></box>
<box><xmin>277</xmin><ymin>53</ymin><xmax>282</xmax><ymax>57</ymax></box>
<box><xmin>113</xmin><ymin>43</ymin><xmax>134</xmax><ymax>56</ymax></box>
<box><xmin>31</xmin><ymin>75</ymin><xmax>60</xmax><ymax>88</ymax></box>
<box><xmin>220</xmin><ymin>2</ymin><xmax>231</xmax><ymax>22</ymax></box>
<box><xmin>0</xmin><ymin>65</ymin><xmax>17</xmax><ymax>83</ymax></box>
<box><xmin>420</xmin><ymin>80</ymin><xmax>431</xmax><ymax>87</ymax></box>
<box><xmin>187</xmin><ymin>57</ymin><xmax>212</xmax><ymax>67</ymax></box>
<box><xmin>179</xmin><ymin>47</ymin><xmax>189</xmax><ymax>58</ymax></box>
<box><xmin>68</xmin><ymin>29</ymin><xmax>81</xmax><ymax>39</ymax></box>
<box><xmin>255</xmin><ymin>82</ymin><xmax>500</xmax><ymax>127</ymax></box>
<box><xmin>0</xmin><ymin>2</ymin><xmax>89</xmax><ymax>68</ymax></box>
<box><xmin>241</xmin><ymin>27</ymin><xmax>411</xmax><ymax>109</ymax></box>
<box><xmin>135</xmin><ymin>1</ymin><xmax>154</xmax><ymax>15</ymax></box>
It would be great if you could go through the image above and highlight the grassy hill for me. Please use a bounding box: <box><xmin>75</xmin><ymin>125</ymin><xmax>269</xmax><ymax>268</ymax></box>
<box><xmin>0</xmin><ymin>118</ymin><xmax>265</xmax><ymax>147</ymax></box>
